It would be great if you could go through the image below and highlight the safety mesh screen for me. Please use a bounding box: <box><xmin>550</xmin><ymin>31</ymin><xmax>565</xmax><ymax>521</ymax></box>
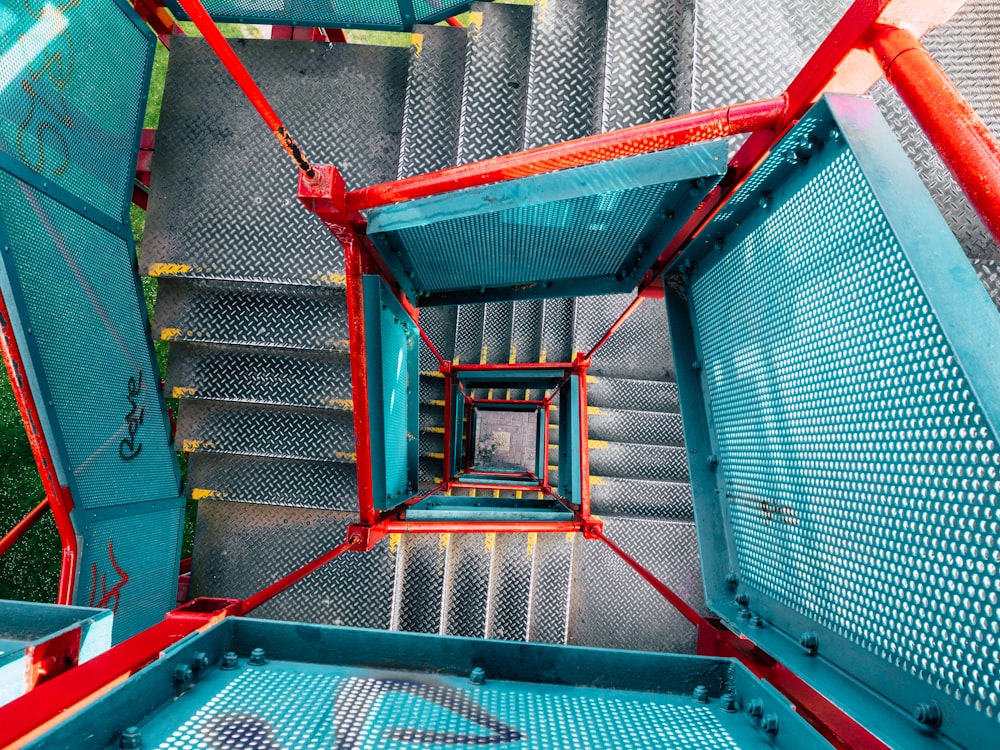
<box><xmin>0</xmin><ymin>174</ymin><xmax>179</xmax><ymax>508</ymax></box>
<box><xmin>689</xmin><ymin>132</ymin><xmax>1000</xmax><ymax>723</ymax></box>
<box><xmin>77</xmin><ymin>502</ymin><xmax>184</xmax><ymax>643</ymax></box>
<box><xmin>0</xmin><ymin>0</ymin><xmax>152</xmax><ymax>221</ymax></box>
<box><xmin>162</xmin><ymin>0</ymin><xmax>403</xmax><ymax>28</ymax></box>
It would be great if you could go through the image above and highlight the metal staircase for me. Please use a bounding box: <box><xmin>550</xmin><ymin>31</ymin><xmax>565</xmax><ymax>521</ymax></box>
<box><xmin>140</xmin><ymin>0</ymin><xmax>1000</xmax><ymax>656</ymax></box>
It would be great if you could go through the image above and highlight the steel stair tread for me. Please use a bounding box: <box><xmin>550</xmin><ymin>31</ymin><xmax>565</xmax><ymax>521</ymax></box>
<box><xmin>551</xmin><ymin>439</ymin><xmax>689</xmax><ymax>481</ymax></box>
<box><xmin>589</xmin><ymin>476</ymin><xmax>693</xmax><ymax>520</ymax></box>
<box><xmin>585</xmin><ymin>374</ymin><xmax>680</xmax><ymax>413</ymax></box>
<box><xmin>165</xmin><ymin>341</ymin><xmax>354</xmax><ymax>411</ymax></box>
<box><xmin>176</xmin><ymin>398</ymin><xmax>357</xmax><ymax>463</ymax></box>
<box><xmin>186</xmin><ymin>453</ymin><xmax>358</xmax><ymax>511</ymax></box>
<box><xmin>153</xmin><ymin>278</ymin><xmax>350</xmax><ymax>352</ymax></box>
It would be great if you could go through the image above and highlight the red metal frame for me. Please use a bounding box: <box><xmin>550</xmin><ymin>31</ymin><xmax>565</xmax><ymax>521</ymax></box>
<box><xmin>0</xmin><ymin>498</ymin><xmax>50</xmax><ymax>558</ymax></box>
<box><xmin>131</xmin><ymin>0</ymin><xmax>184</xmax><ymax>47</ymax></box>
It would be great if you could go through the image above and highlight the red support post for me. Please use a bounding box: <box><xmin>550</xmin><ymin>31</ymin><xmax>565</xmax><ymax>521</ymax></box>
<box><xmin>542</xmin><ymin>403</ymin><xmax>550</xmax><ymax>488</ymax></box>
<box><xmin>442</xmin><ymin>369</ymin><xmax>453</xmax><ymax>488</ymax></box>
<box><xmin>574</xmin><ymin>358</ymin><xmax>591</xmax><ymax>520</ymax></box>
<box><xmin>869</xmin><ymin>25</ymin><xmax>1000</xmax><ymax>248</ymax></box>
<box><xmin>325</xmin><ymin>28</ymin><xmax>349</xmax><ymax>43</ymax></box>
<box><xmin>445</xmin><ymin>16</ymin><xmax>464</xmax><ymax>27</ymax></box>
<box><xmin>0</xmin><ymin>295</ymin><xmax>77</xmax><ymax>604</ymax></box>
<box><xmin>0</xmin><ymin>498</ymin><xmax>50</xmax><ymax>558</ymax></box>
<box><xmin>131</xmin><ymin>0</ymin><xmax>184</xmax><ymax>47</ymax></box>
<box><xmin>346</xmin><ymin>98</ymin><xmax>787</xmax><ymax>212</ymax></box>
<box><xmin>385</xmin><ymin>519</ymin><xmax>584</xmax><ymax>534</ymax></box>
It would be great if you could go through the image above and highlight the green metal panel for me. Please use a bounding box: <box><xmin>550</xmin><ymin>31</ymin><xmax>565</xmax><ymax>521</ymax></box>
<box><xmin>368</xmin><ymin>143</ymin><xmax>727</xmax><ymax>305</ymax></box>
<box><xmin>364</xmin><ymin>276</ymin><xmax>419</xmax><ymax>510</ymax></box>
<box><xmin>668</xmin><ymin>95</ymin><xmax>1000</xmax><ymax>750</ymax></box>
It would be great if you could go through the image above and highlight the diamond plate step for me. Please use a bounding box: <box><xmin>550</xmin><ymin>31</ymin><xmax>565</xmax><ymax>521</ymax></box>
<box><xmin>176</xmin><ymin>399</ymin><xmax>357</xmax><ymax>463</ymax></box>
<box><xmin>572</xmin><ymin>291</ymin><xmax>635</xmax><ymax>356</ymax></box>
<box><xmin>154</xmin><ymin>278</ymin><xmax>349</xmax><ymax>352</ymax></box>
<box><xmin>590</xmin><ymin>476</ymin><xmax>693</xmax><ymax>521</ymax></box>
<box><xmin>973</xmin><ymin>258</ymin><xmax>1000</xmax><ymax>309</ymax></box>
<box><xmin>419</xmin><ymin>455</ymin><xmax>445</xmax><ymax>485</ymax></box>
<box><xmin>564</xmin><ymin>440</ymin><xmax>688</xmax><ymax>481</ymax></box>
<box><xmin>393</xmin><ymin>533</ymin><xmax>447</xmax><ymax>633</ymax></box>
<box><xmin>587</xmin><ymin>406</ymin><xmax>684</xmax><ymax>446</ymax></box>
<box><xmin>457</xmin><ymin>1</ymin><xmax>532</xmax><ymax>164</ymax></box>
<box><xmin>191</xmin><ymin>499</ymin><xmax>395</xmax><ymax>628</ymax></box>
<box><xmin>419</xmin><ymin>407</ymin><xmax>446</xmax><ymax>433</ymax></box>
<box><xmin>398</xmin><ymin>25</ymin><xmax>468</xmax><ymax>178</ymax></box>
<box><xmin>143</xmin><ymin>37</ymin><xmax>408</xmax><ymax>287</ymax></box>
<box><xmin>452</xmin><ymin>303</ymin><xmax>486</xmax><ymax>364</ymax></box>
<box><xmin>601</xmin><ymin>0</ymin><xmax>689</xmax><ymax>130</ymax></box>
<box><xmin>482</xmin><ymin>301</ymin><xmax>514</xmax><ymax>364</ymax></box>
<box><xmin>506</xmin><ymin>299</ymin><xmax>543</xmax><ymax>399</ymax></box>
<box><xmin>585</xmin><ymin>374</ymin><xmax>680</xmax><ymax>413</ymax></box>
<box><xmin>521</xmin><ymin>0</ymin><xmax>607</xmax><ymax>149</ymax></box>
<box><xmin>186</xmin><ymin>453</ymin><xmax>358</xmax><ymax>511</ymax></box>
<box><xmin>568</xmin><ymin>516</ymin><xmax>702</xmax><ymax>653</ymax></box>
<box><xmin>589</xmin><ymin>293</ymin><xmax>673</xmax><ymax>380</ymax></box>
<box><xmin>165</xmin><ymin>342</ymin><xmax>354</xmax><ymax>411</ymax></box>
<box><xmin>419</xmin><ymin>431</ymin><xmax>445</xmax><ymax>458</ymax></box>
<box><xmin>539</xmin><ymin>297</ymin><xmax>575</xmax><ymax>364</ymax></box>
<box><xmin>418</xmin><ymin>306</ymin><xmax>458</xmax><ymax>371</ymax></box>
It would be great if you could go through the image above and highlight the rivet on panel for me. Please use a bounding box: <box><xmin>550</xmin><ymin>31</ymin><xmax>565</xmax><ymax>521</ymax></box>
<box><xmin>119</xmin><ymin>726</ymin><xmax>142</xmax><ymax>749</ymax></box>
<box><xmin>828</xmin><ymin>126</ymin><xmax>841</xmax><ymax>141</ymax></box>
<box><xmin>725</xmin><ymin>572</ymin><xmax>738</xmax><ymax>588</ymax></box>
<box><xmin>469</xmin><ymin>667</ymin><xmax>486</xmax><ymax>685</ymax></box>
<box><xmin>914</xmin><ymin>702</ymin><xmax>942</xmax><ymax>728</ymax></box>
<box><xmin>220</xmin><ymin>651</ymin><xmax>239</xmax><ymax>670</ymax></box>
<box><xmin>691</xmin><ymin>360</ymin><xmax>701</xmax><ymax>372</ymax></box>
<box><xmin>693</xmin><ymin>685</ymin><xmax>709</xmax><ymax>703</ymax></box>
<box><xmin>761</xmin><ymin>713</ymin><xmax>779</xmax><ymax>735</ymax></box>
<box><xmin>800</xmin><ymin>631</ymin><xmax>819</xmax><ymax>654</ymax></box>
<box><xmin>707</xmin><ymin>455</ymin><xmax>719</xmax><ymax>470</ymax></box>
<box><xmin>758</xmin><ymin>193</ymin><xmax>772</xmax><ymax>211</ymax></box>
<box><xmin>735</xmin><ymin>592</ymin><xmax>749</xmax><ymax>606</ymax></box>
<box><xmin>720</xmin><ymin>693</ymin><xmax>736</xmax><ymax>712</ymax></box>
<box><xmin>249</xmin><ymin>647</ymin><xmax>267</xmax><ymax>666</ymax></box>
<box><xmin>738</xmin><ymin>607</ymin><xmax>752</xmax><ymax>620</ymax></box>
<box><xmin>750</xmin><ymin>615</ymin><xmax>764</xmax><ymax>628</ymax></box>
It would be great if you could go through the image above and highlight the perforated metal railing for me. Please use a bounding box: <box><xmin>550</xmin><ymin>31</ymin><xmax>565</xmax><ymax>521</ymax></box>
<box><xmin>162</xmin><ymin>0</ymin><xmax>476</xmax><ymax>30</ymax></box>
<box><xmin>669</xmin><ymin>94</ymin><xmax>1000</xmax><ymax>750</ymax></box>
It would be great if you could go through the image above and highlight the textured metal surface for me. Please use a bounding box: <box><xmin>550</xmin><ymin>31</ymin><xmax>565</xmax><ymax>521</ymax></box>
<box><xmin>569</xmin><ymin>518</ymin><xmax>703</xmax><ymax>653</ymax></box>
<box><xmin>456</xmin><ymin>2</ymin><xmax>532</xmax><ymax>164</ymax></box>
<box><xmin>0</xmin><ymin>0</ymin><xmax>151</xmax><ymax>221</ymax></box>
<box><xmin>77</xmin><ymin>501</ymin><xmax>185</xmax><ymax>643</ymax></box>
<box><xmin>165</xmin><ymin>342</ymin><xmax>353</xmax><ymax>410</ymax></box>
<box><xmin>690</xmin><ymin>0</ymin><xmax>850</xmax><ymax>111</ymax></box>
<box><xmin>394</xmin><ymin>533</ymin><xmax>446</xmax><ymax>633</ymax></box>
<box><xmin>368</xmin><ymin>145</ymin><xmax>726</xmax><ymax>302</ymax></box>
<box><xmin>486</xmin><ymin>532</ymin><xmax>532</xmax><ymax>641</ymax></box>
<box><xmin>539</xmin><ymin>297</ymin><xmax>575</xmax><ymax>364</ymax></box>
<box><xmin>586</xmin><ymin>374</ymin><xmax>680</xmax><ymax>413</ymax></box>
<box><xmin>572</xmin><ymin>291</ymin><xmax>634</xmax><ymax>353</ymax></box>
<box><xmin>398</xmin><ymin>25</ymin><xmax>468</xmax><ymax>179</ymax></box>
<box><xmin>442</xmin><ymin>533</ymin><xmax>492</xmax><ymax>638</ymax></box>
<box><xmin>586</xmin><ymin>441</ymin><xmax>689</xmax><ymax>481</ymax></box>
<box><xmin>146</xmin><ymin>662</ymin><xmax>756</xmax><ymax>750</ymax></box>
<box><xmin>143</xmin><ymin>38</ymin><xmax>406</xmax><ymax>287</ymax></box>
<box><xmin>589</xmin><ymin>291</ymin><xmax>674</xmax><ymax>380</ymax></box>
<box><xmin>481</xmin><ymin>302</ymin><xmax>514</xmax><ymax>365</ymax></box>
<box><xmin>191</xmin><ymin>500</ymin><xmax>395</xmax><ymax>629</ymax></box>
<box><xmin>163</xmin><ymin>0</ymin><xmax>402</xmax><ymax>26</ymax></box>
<box><xmin>590</xmin><ymin>476</ymin><xmax>693</xmax><ymax>521</ymax></box>
<box><xmin>0</xmin><ymin>174</ymin><xmax>179</xmax><ymax>510</ymax></box>
<box><xmin>526</xmin><ymin>532</ymin><xmax>575</xmax><ymax>644</ymax></box>
<box><xmin>417</xmin><ymin>306</ymin><xmax>457</xmax><ymax>371</ymax></box>
<box><xmin>585</xmin><ymin>407</ymin><xmax>684</xmax><ymax>446</ymax></box>
<box><xmin>678</xmin><ymin>96</ymin><xmax>1000</xmax><ymax>746</ymax></box>
<box><xmin>154</xmin><ymin>278</ymin><xmax>350</xmax><ymax>351</ymax></box>
<box><xmin>601</xmin><ymin>0</ymin><xmax>687</xmax><ymax>130</ymax></box>
<box><xmin>186</xmin><ymin>453</ymin><xmax>358</xmax><ymax>511</ymax></box>
<box><xmin>507</xmin><ymin>299</ymin><xmax>543</xmax><ymax>398</ymax></box>
<box><xmin>176</xmin><ymin>399</ymin><xmax>357</xmax><ymax>463</ymax></box>
<box><xmin>452</xmin><ymin>304</ymin><xmax>485</xmax><ymax>364</ymax></box>
<box><xmin>521</xmin><ymin>0</ymin><xmax>607</xmax><ymax>150</ymax></box>
<box><xmin>973</xmin><ymin>258</ymin><xmax>1000</xmax><ymax>308</ymax></box>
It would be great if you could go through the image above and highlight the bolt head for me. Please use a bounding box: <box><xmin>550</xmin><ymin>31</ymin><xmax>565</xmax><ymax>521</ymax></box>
<box><xmin>469</xmin><ymin>667</ymin><xmax>486</xmax><ymax>685</ymax></box>
<box><xmin>761</xmin><ymin>713</ymin><xmax>779</xmax><ymax>734</ymax></box>
<box><xmin>249</xmin><ymin>647</ymin><xmax>267</xmax><ymax>666</ymax></box>
<box><xmin>693</xmin><ymin>685</ymin><xmax>709</xmax><ymax>703</ymax></box>
<box><xmin>174</xmin><ymin>664</ymin><xmax>193</xmax><ymax>685</ymax></box>
<box><xmin>719</xmin><ymin>693</ymin><xmax>737</xmax><ymax>713</ymax></box>
<box><xmin>725</xmin><ymin>572</ymin><xmax>738</xmax><ymax>588</ymax></box>
<box><xmin>119</xmin><ymin>726</ymin><xmax>142</xmax><ymax>749</ymax></box>
<box><xmin>746</xmin><ymin>698</ymin><xmax>764</xmax><ymax>718</ymax></box>
<box><xmin>800</xmin><ymin>631</ymin><xmax>820</xmax><ymax>654</ymax></box>
<box><xmin>735</xmin><ymin>592</ymin><xmax>749</xmax><ymax>607</ymax></box>
<box><xmin>914</xmin><ymin>702</ymin><xmax>942</xmax><ymax>728</ymax></box>
<box><xmin>220</xmin><ymin>651</ymin><xmax>239</xmax><ymax>670</ymax></box>
<box><xmin>192</xmin><ymin>651</ymin><xmax>211</xmax><ymax>670</ymax></box>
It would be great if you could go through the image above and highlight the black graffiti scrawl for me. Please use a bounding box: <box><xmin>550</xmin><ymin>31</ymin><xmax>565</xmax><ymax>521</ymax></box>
<box><xmin>119</xmin><ymin>370</ymin><xmax>144</xmax><ymax>461</ymax></box>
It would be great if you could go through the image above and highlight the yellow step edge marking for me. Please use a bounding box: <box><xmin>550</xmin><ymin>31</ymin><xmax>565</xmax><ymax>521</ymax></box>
<box><xmin>469</xmin><ymin>489</ymin><xmax>477</xmax><ymax>497</ymax></box>
<box><xmin>487</xmin><ymin>389</ymin><xmax>494</xmax><ymax>400</ymax></box>
<box><xmin>147</xmin><ymin>263</ymin><xmax>192</xmax><ymax>277</ymax></box>
<box><xmin>526</xmin><ymin>531</ymin><xmax>537</xmax><ymax>557</ymax></box>
<box><xmin>587</xmin><ymin>405</ymin><xmax>601</xmax><ymax>415</ymax></box>
<box><xmin>191</xmin><ymin>488</ymin><xmax>221</xmax><ymax>500</ymax></box>
<box><xmin>586</xmin><ymin>374</ymin><xmax>599</xmax><ymax>384</ymax></box>
<box><xmin>535</xmin><ymin>492</ymin><xmax>543</xmax><ymax>500</ymax></box>
<box><xmin>410</xmin><ymin>33</ymin><xmax>423</xmax><ymax>56</ymax></box>
<box><xmin>427</xmin><ymin>426</ymin><xmax>445</xmax><ymax>434</ymax></box>
<box><xmin>421</xmin><ymin>370</ymin><xmax>444</xmax><ymax>378</ymax></box>
<box><xmin>484</xmin><ymin>532</ymin><xmax>496</xmax><ymax>552</ymax></box>
<box><xmin>590</xmin><ymin>475</ymin><xmax>606</xmax><ymax>486</ymax></box>
<box><xmin>160</xmin><ymin>328</ymin><xmax>181</xmax><ymax>340</ymax></box>
<box><xmin>389</xmin><ymin>533</ymin><xmax>401</xmax><ymax>552</ymax></box>
<box><xmin>588</xmin><ymin>439</ymin><xmax>609</xmax><ymax>449</ymax></box>
<box><xmin>439</xmin><ymin>532</ymin><xmax>450</xmax><ymax>551</ymax></box>
<box><xmin>428</xmin><ymin>452</ymin><xmax>444</xmax><ymax>460</ymax></box>
<box><xmin>550</xmin><ymin>404</ymin><xmax>558</xmax><ymax>411</ymax></box>
<box><xmin>480</xmin><ymin>345</ymin><xmax>488</xmax><ymax>365</ymax></box>
<box><xmin>182</xmin><ymin>439</ymin><xmax>215</xmax><ymax>452</ymax></box>
<box><xmin>430</xmin><ymin>399</ymin><xmax>446</xmax><ymax>407</ymax></box>
<box><xmin>324</xmin><ymin>338</ymin><xmax>350</xmax><ymax>349</ymax></box>
<box><xmin>566</xmin><ymin>532</ymin><xmax>576</xmax><ymax>542</ymax></box>
<box><xmin>492</xmin><ymin>489</ymin><xmax>500</xmax><ymax>498</ymax></box>
<box><xmin>508</xmin><ymin>345</ymin><xmax>517</xmax><ymax>364</ymax></box>
<box><xmin>326</xmin><ymin>398</ymin><xmax>353</xmax><ymax>410</ymax></box>
<box><xmin>515</xmin><ymin>490</ymin><xmax>522</xmax><ymax>499</ymax></box>
<box><xmin>172</xmin><ymin>386</ymin><xmax>196</xmax><ymax>398</ymax></box>
<box><xmin>539</xmin><ymin>348</ymin><xmax>547</xmax><ymax>364</ymax></box>
<box><xmin>453</xmin><ymin>356</ymin><xmax>461</xmax><ymax>365</ymax></box>
<box><xmin>434</xmin><ymin>476</ymin><xmax>443</xmax><ymax>484</ymax></box>
<box><xmin>334</xmin><ymin>451</ymin><xmax>357</xmax><ymax>462</ymax></box>
<box><xmin>548</xmin><ymin>464</ymin><xmax>557</xmax><ymax>472</ymax></box>
<box><xmin>311</xmin><ymin>272</ymin><xmax>346</xmax><ymax>286</ymax></box>
<box><xmin>467</xmin><ymin>10</ymin><xmax>483</xmax><ymax>27</ymax></box>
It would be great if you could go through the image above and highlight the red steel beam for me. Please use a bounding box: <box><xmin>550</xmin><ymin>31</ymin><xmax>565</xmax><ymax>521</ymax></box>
<box><xmin>0</xmin><ymin>295</ymin><xmax>77</xmax><ymax>604</ymax></box>
<box><xmin>173</xmin><ymin>0</ymin><xmax>316</xmax><ymax>178</ymax></box>
<box><xmin>346</xmin><ymin>98</ymin><xmax>787</xmax><ymax>212</ymax></box>
<box><xmin>869</xmin><ymin>25</ymin><xmax>1000</xmax><ymax>248</ymax></box>
<box><xmin>385</xmin><ymin>519</ymin><xmax>585</xmax><ymax>534</ymax></box>
<box><xmin>453</xmin><ymin>361</ymin><xmax>577</xmax><ymax>372</ymax></box>
<box><xmin>584</xmin><ymin>294</ymin><xmax>645</xmax><ymax>362</ymax></box>
<box><xmin>445</xmin><ymin>16</ymin><xmax>464</xmax><ymax>27</ymax></box>
<box><xmin>0</xmin><ymin>498</ymin><xmax>50</xmax><ymax>558</ymax></box>
<box><xmin>131</xmin><ymin>0</ymin><xmax>184</xmax><ymax>47</ymax></box>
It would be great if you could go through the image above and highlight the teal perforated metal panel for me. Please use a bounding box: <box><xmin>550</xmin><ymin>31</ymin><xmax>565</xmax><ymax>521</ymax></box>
<box><xmin>0</xmin><ymin>0</ymin><xmax>182</xmax><ymax>643</ymax></box>
<box><xmin>367</xmin><ymin>144</ymin><xmax>727</xmax><ymax>305</ymax></box>
<box><xmin>364</xmin><ymin>276</ymin><xmax>419</xmax><ymax>510</ymax></box>
<box><xmin>668</xmin><ymin>95</ymin><xmax>1000</xmax><ymax>750</ymax></box>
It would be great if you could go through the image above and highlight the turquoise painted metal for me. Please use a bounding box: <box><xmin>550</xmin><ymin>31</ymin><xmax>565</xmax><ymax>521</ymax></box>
<box><xmin>557</xmin><ymin>375</ymin><xmax>582</xmax><ymax>505</ymax></box>
<box><xmin>363</xmin><ymin>275</ymin><xmax>419</xmax><ymax>511</ymax></box>
<box><xmin>367</xmin><ymin>143</ymin><xmax>727</xmax><ymax>306</ymax></box>
<box><xmin>162</xmin><ymin>0</ymin><xmax>476</xmax><ymax>30</ymax></box>
<box><xmin>0</xmin><ymin>0</ymin><xmax>184</xmax><ymax>644</ymax></box>
<box><xmin>666</xmin><ymin>94</ymin><xmax>1000</xmax><ymax>750</ymax></box>
<box><xmin>26</xmin><ymin>616</ymin><xmax>836</xmax><ymax>750</ymax></box>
